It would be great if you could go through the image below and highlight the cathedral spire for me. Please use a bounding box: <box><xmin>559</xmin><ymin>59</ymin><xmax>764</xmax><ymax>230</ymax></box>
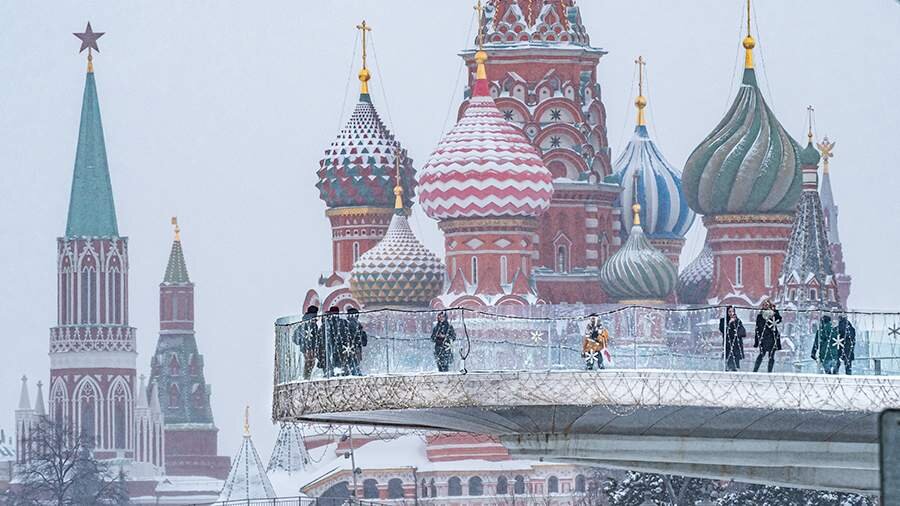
<box><xmin>66</xmin><ymin>24</ymin><xmax>118</xmax><ymax>238</ymax></box>
<box><xmin>164</xmin><ymin>217</ymin><xmax>191</xmax><ymax>284</ymax></box>
<box><xmin>743</xmin><ymin>0</ymin><xmax>756</xmax><ymax>69</ymax></box>
<box><xmin>634</xmin><ymin>56</ymin><xmax>647</xmax><ymax>127</ymax></box>
<box><xmin>356</xmin><ymin>20</ymin><xmax>372</xmax><ymax>96</ymax></box>
<box><xmin>473</xmin><ymin>0</ymin><xmax>490</xmax><ymax>97</ymax></box>
<box><xmin>18</xmin><ymin>376</ymin><xmax>31</xmax><ymax>411</ymax></box>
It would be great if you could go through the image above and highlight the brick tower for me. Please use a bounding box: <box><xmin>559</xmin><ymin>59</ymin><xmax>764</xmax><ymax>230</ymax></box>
<box><xmin>817</xmin><ymin>138</ymin><xmax>852</xmax><ymax>307</ymax></box>
<box><xmin>149</xmin><ymin>219</ymin><xmax>230</xmax><ymax>479</ymax></box>
<box><xmin>48</xmin><ymin>39</ymin><xmax>139</xmax><ymax>461</ymax></box>
<box><xmin>459</xmin><ymin>0</ymin><xmax>621</xmax><ymax>304</ymax></box>
<box><xmin>306</xmin><ymin>22</ymin><xmax>417</xmax><ymax>311</ymax></box>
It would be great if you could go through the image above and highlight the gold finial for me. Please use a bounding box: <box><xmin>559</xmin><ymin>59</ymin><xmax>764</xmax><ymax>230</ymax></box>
<box><xmin>743</xmin><ymin>0</ymin><xmax>755</xmax><ymax>69</ymax></box>
<box><xmin>817</xmin><ymin>136</ymin><xmax>836</xmax><ymax>175</ymax></box>
<box><xmin>393</xmin><ymin>153</ymin><xmax>404</xmax><ymax>210</ymax></box>
<box><xmin>243</xmin><ymin>406</ymin><xmax>250</xmax><ymax>436</ymax></box>
<box><xmin>474</xmin><ymin>0</ymin><xmax>488</xmax><ymax>80</ymax></box>
<box><xmin>806</xmin><ymin>105</ymin><xmax>815</xmax><ymax>142</ymax></box>
<box><xmin>171</xmin><ymin>216</ymin><xmax>181</xmax><ymax>242</ymax></box>
<box><xmin>356</xmin><ymin>20</ymin><xmax>373</xmax><ymax>94</ymax></box>
<box><xmin>634</xmin><ymin>56</ymin><xmax>647</xmax><ymax>126</ymax></box>
<box><xmin>87</xmin><ymin>50</ymin><xmax>94</xmax><ymax>73</ymax></box>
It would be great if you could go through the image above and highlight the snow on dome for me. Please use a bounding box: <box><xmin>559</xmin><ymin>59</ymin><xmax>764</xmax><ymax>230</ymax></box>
<box><xmin>350</xmin><ymin>211</ymin><xmax>445</xmax><ymax>307</ymax></box>
<box><xmin>600</xmin><ymin>210</ymin><xmax>676</xmax><ymax>302</ymax></box>
<box><xmin>610</xmin><ymin>125</ymin><xmax>694</xmax><ymax>240</ymax></box>
<box><xmin>418</xmin><ymin>95</ymin><xmax>554</xmax><ymax>220</ymax></box>
<box><xmin>316</xmin><ymin>94</ymin><xmax>416</xmax><ymax>210</ymax></box>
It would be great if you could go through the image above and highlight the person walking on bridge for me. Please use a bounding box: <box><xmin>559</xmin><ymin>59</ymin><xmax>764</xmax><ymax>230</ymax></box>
<box><xmin>753</xmin><ymin>300</ymin><xmax>782</xmax><ymax>373</ymax></box>
<box><xmin>345</xmin><ymin>308</ymin><xmax>368</xmax><ymax>376</ymax></box>
<box><xmin>431</xmin><ymin>311</ymin><xmax>457</xmax><ymax>372</ymax></box>
<box><xmin>719</xmin><ymin>306</ymin><xmax>746</xmax><ymax>371</ymax></box>
<box><xmin>812</xmin><ymin>314</ymin><xmax>841</xmax><ymax>375</ymax></box>
<box><xmin>837</xmin><ymin>314</ymin><xmax>856</xmax><ymax>375</ymax></box>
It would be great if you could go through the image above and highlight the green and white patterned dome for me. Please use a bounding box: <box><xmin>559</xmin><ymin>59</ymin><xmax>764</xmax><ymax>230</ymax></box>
<box><xmin>682</xmin><ymin>68</ymin><xmax>802</xmax><ymax>216</ymax></box>
<box><xmin>600</xmin><ymin>204</ymin><xmax>677</xmax><ymax>303</ymax></box>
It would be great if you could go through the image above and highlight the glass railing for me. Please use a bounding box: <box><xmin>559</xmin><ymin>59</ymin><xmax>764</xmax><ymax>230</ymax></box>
<box><xmin>273</xmin><ymin>305</ymin><xmax>900</xmax><ymax>386</ymax></box>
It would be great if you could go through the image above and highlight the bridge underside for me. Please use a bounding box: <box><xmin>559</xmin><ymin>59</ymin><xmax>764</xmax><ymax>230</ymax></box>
<box><xmin>275</xmin><ymin>370</ymin><xmax>900</xmax><ymax>494</ymax></box>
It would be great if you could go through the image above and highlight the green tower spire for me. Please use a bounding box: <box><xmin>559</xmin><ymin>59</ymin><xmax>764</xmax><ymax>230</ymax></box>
<box><xmin>164</xmin><ymin>217</ymin><xmax>191</xmax><ymax>284</ymax></box>
<box><xmin>65</xmin><ymin>67</ymin><xmax>119</xmax><ymax>237</ymax></box>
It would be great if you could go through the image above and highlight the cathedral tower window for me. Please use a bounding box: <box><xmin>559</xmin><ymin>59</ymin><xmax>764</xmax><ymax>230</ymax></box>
<box><xmin>470</xmin><ymin>257</ymin><xmax>478</xmax><ymax>286</ymax></box>
<box><xmin>764</xmin><ymin>256</ymin><xmax>773</xmax><ymax>288</ymax></box>
<box><xmin>111</xmin><ymin>380</ymin><xmax>129</xmax><ymax>449</ymax></box>
<box><xmin>353</xmin><ymin>242</ymin><xmax>360</xmax><ymax>263</ymax></box>
<box><xmin>168</xmin><ymin>383</ymin><xmax>180</xmax><ymax>408</ymax></box>
<box><xmin>556</xmin><ymin>245</ymin><xmax>569</xmax><ymax>273</ymax></box>
<box><xmin>734</xmin><ymin>257</ymin><xmax>744</xmax><ymax>287</ymax></box>
<box><xmin>500</xmin><ymin>256</ymin><xmax>509</xmax><ymax>285</ymax></box>
<box><xmin>76</xmin><ymin>379</ymin><xmax>99</xmax><ymax>447</ymax></box>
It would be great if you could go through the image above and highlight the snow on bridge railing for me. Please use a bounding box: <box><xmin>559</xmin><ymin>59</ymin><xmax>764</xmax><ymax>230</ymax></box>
<box><xmin>273</xmin><ymin>305</ymin><xmax>900</xmax><ymax>386</ymax></box>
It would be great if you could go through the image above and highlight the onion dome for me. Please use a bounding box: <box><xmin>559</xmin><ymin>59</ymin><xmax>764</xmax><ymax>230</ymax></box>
<box><xmin>609</xmin><ymin>57</ymin><xmax>694</xmax><ymax>239</ymax></box>
<box><xmin>681</xmin><ymin>20</ymin><xmax>801</xmax><ymax>216</ymax></box>
<box><xmin>600</xmin><ymin>201</ymin><xmax>677</xmax><ymax>302</ymax></box>
<box><xmin>418</xmin><ymin>49</ymin><xmax>553</xmax><ymax>220</ymax></box>
<box><xmin>350</xmin><ymin>167</ymin><xmax>445</xmax><ymax>307</ymax></box>
<box><xmin>677</xmin><ymin>243</ymin><xmax>714</xmax><ymax>305</ymax></box>
<box><xmin>316</xmin><ymin>31</ymin><xmax>415</xmax><ymax>210</ymax></box>
<box><xmin>482</xmin><ymin>0</ymin><xmax>591</xmax><ymax>47</ymax></box>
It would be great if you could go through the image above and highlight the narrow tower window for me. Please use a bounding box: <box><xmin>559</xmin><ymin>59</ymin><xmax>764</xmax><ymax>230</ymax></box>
<box><xmin>764</xmin><ymin>256</ymin><xmax>773</xmax><ymax>288</ymax></box>
<box><xmin>470</xmin><ymin>257</ymin><xmax>478</xmax><ymax>286</ymax></box>
<box><xmin>352</xmin><ymin>242</ymin><xmax>361</xmax><ymax>263</ymax></box>
<box><xmin>735</xmin><ymin>256</ymin><xmax>743</xmax><ymax>287</ymax></box>
<box><xmin>500</xmin><ymin>256</ymin><xmax>508</xmax><ymax>285</ymax></box>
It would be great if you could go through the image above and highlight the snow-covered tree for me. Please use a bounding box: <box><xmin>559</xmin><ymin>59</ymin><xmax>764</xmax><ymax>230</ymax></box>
<box><xmin>603</xmin><ymin>471</ymin><xmax>722</xmax><ymax>505</ymax></box>
<box><xmin>716</xmin><ymin>484</ymin><xmax>876</xmax><ymax>505</ymax></box>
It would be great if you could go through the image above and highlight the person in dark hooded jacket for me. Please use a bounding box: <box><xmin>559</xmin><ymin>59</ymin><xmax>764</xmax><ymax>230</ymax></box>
<box><xmin>753</xmin><ymin>300</ymin><xmax>782</xmax><ymax>373</ymax></box>
<box><xmin>345</xmin><ymin>308</ymin><xmax>368</xmax><ymax>376</ymax></box>
<box><xmin>811</xmin><ymin>314</ymin><xmax>840</xmax><ymax>374</ymax></box>
<box><xmin>292</xmin><ymin>305</ymin><xmax>320</xmax><ymax>380</ymax></box>
<box><xmin>837</xmin><ymin>314</ymin><xmax>856</xmax><ymax>375</ymax></box>
<box><xmin>719</xmin><ymin>305</ymin><xmax>746</xmax><ymax>371</ymax></box>
<box><xmin>430</xmin><ymin>311</ymin><xmax>456</xmax><ymax>372</ymax></box>
<box><xmin>318</xmin><ymin>306</ymin><xmax>351</xmax><ymax>377</ymax></box>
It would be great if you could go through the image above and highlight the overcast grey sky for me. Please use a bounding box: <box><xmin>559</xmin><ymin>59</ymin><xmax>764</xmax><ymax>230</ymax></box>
<box><xmin>1</xmin><ymin>0</ymin><xmax>898</xmax><ymax>458</ymax></box>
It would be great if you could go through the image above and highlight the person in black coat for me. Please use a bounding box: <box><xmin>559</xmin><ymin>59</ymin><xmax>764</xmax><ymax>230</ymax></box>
<box><xmin>837</xmin><ymin>314</ymin><xmax>856</xmax><ymax>375</ymax></box>
<box><xmin>345</xmin><ymin>308</ymin><xmax>368</xmax><ymax>376</ymax></box>
<box><xmin>753</xmin><ymin>300</ymin><xmax>782</xmax><ymax>373</ymax></box>
<box><xmin>292</xmin><ymin>305</ymin><xmax>320</xmax><ymax>380</ymax></box>
<box><xmin>430</xmin><ymin>311</ymin><xmax>456</xmax><ymax>372</ymax></box>
<box><xmin>719</xmin><ymin>306</ymin><xmax>746</xmax><ymax>371</ymax></box>
<box><xmin>318</xmin><ymin>306</ymin><xmax>350</xmax><ymax>377</ymax></box>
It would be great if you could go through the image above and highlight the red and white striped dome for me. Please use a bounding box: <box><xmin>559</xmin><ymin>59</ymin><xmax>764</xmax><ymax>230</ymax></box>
<box><xmin>418</xmin><ymin>85</ymin><xmax>553</xmax><ymax>220</ymax></box>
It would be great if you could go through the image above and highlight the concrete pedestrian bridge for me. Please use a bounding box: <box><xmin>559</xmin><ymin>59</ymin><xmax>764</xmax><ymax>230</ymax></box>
<box><xmin>273</xmin><ymin>369</ymin><xmax>900</xmax><ymax>493</ymax></box>
<box><xmin>272</xmin><ymin>307</ymin><xmax>900</xmax><ymax>494</ymax></box>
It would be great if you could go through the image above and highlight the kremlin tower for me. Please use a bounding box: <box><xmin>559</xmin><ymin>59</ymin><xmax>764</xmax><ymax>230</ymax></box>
<box><xmin>681</xmin><ymin>5</ymin><xmax>802</xmax><ymax>306</ymax></box>
<box><xmin>774</xmin><ymin>121</ymin><xmax>840</xmax><ymax>310</ymax></box>
<box><xmin>608</xmin><ymin>57</ymin><xmax>694</xmax><ymax>267</ymax></box>
<box><xmin>306</xmin><ymin>22</ymin><xmax>417</xmax><ymax>312</ymax></box>
<box><xmin>48</xmin><ymin>28</ymin><xmax>144</xmax><ymax>462</ymax></box>
<box><xmin>462</xmin><ymin>0</ymin><xmax>621</xmax><ymax>304</ymax></box>
<box><xmin>418</xmin><ymin>15</ymin><xmax>554</xmax><ymax>308</ymax></box>
<box><xmin>148</xmin><ymin>219</ymin><xmax>231</xmax><ymax>478</ymax></box>
<box><xmin>817</xmin><ymin>138</ymin><xmax>852</xmax><ymax>307</ymax></box>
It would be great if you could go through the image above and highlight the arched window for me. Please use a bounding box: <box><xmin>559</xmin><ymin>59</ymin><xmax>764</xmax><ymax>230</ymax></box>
<box><xmin>547</xmin><ymin>476</ymin><xmax>559</xmax><ymax>494</ymax></box>
<box><xmin>168</xmin><ymin>384</ymin><xmax>180</xmax><ymax>408</ymax></box>
<box><xmin>421</xmin><ymin>479</ymin><xmax>428</xmax><ymax>498</ymax></box>
<box><xmin>388</xmin><ymin>478</ymin><xmax>404</xmax><ymax>499</ymax></box>
<box><xmin>556</xmin><ymin>245</ymin><xmax>569</xmax><ymax>273</ymax></box>
<box><xmin>500</xmin><ymin>256</ymin><xmax>509</xmax><ymax>285</ymax></box>
<box><xmin>169</xmin><ymin>354</ymin><xmax>180</xmax><ymax>376</ymax></box>
<box><xmin>352</xmin><ymin>242</ymin><xmax>361</xmax><ymax>263</ymax></box>
<box><xmin>764</xmin><ymin>256</ymin><xmax>773</xmax><ymax>288</ymax></box>
<box><xmin>77</xmin><ymin>380</ymin><xmax>99</xmax><ymax>447</ymax></box>
<box><xmin>80</xmin><ymin>267</ymin><xmax>97</xmax><ymax>324</ymax></box>
<box><xmin>496</xmin><ymin>476</ymin><xmax>508</xmax><ymax>495</ymax></box>
<box><xmin>600</xmin><ymin>234</ymin><xmax>610</xmax><ymax>264</ymax></box>
<box><xmin>448</xmin><ymin>477</ymin><xmax>463</xmax><ymax>497</ymax></box>
<box><xmin>575</xmin><ymin>474</ymin><xmax>586</xmax><ymax>493</ymax></box>
<box><xmin>735</xmin><ymin>256</ymin><xmax>744</xmax><ymax>287</ymax></box>
<box><xmin>188</xmin><ymin>354</ymin><xmax>199</xmax><ymax>375</ymax></box>
<box><xmin>470</xmin><ymin>257</ymin><xmax>478</xmax><ymax>286</ymax></box>
<box><xmin>810</xmin><ymin>288</ymin><xmax>818</xmax><ymax>301</ymax></box>
<box><xmin>468</xmin><ymin>476</ymin><xmax>483</xmax><ymax>496</ymax></box>
<box><xmin>111</xmin><ymin>381</ymin><xmax>129</xmax><ymax>449</ymax></box>
<box><xmin>429</xmin><ymin>479</ymin><xmax>436</xmax><ymax>498</ymax></box>
<box><xmin>514</xmin><ymin>475</ymin><xmax>526</xmax><ymax>495</ymax></box>
<box><xmin>363</xmin><ymin>479</ymin><xmax>379</xmax><ymax>499</ymax></box>
<box><xmin>193</xmin><ymin>384</ymin><xmax>205</xmax><ymax>408</ymax></box>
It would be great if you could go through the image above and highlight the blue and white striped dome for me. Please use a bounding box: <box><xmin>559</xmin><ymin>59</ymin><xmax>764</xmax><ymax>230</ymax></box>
<box><xmin>610</xmin><ymin>125</ymin><xmax>695</xmax><ymax>240</ymax></box>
